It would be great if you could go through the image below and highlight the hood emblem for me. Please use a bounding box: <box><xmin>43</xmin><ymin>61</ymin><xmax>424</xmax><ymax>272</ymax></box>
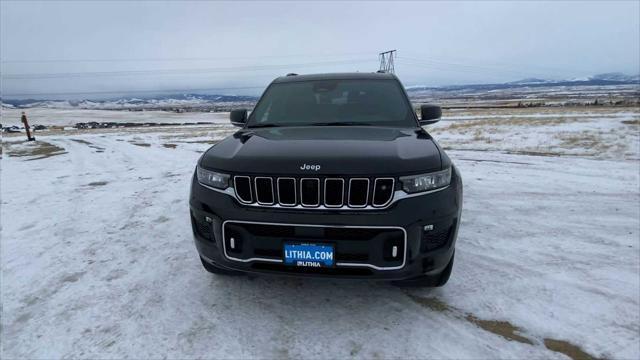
<box><xmin>300</xmin><ymin>163</ymin><xmax>321</xmax><ymax>171</ymax></box>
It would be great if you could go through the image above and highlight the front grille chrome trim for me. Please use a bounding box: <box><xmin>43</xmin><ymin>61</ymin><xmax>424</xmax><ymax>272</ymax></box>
<box><xmin>372</xmin><ymin>178</ymin><xmax>395</xmax><ymax>208</ymax></box>
<box><xmin>300</xmin><ymin>178</ymin><xmax>321</xmax><ymax>207</ymax></box>
<box><xmin>276</xmin><ymin>177</ymin><xmax>297</xmax><ymax>207</ymax></box>
<box><xmin>323</xmin><ymin>178</ymin><xmax>345</xmax><ymax>208</ymax></box>
<box><xmin>213</xmin><ymin>178</ymin><xmax>449</xmax><ymax>211</ymax></box>
<box><xmin>221</xmin><ymin>220</ymin><xmax>407</xmax><ymax>270</ymax></box>
<box><xmin>348</xmin><ymin>178</ymin><xmax>370</xmax><ymax>208</ymax></box>
<box><xmin>254</xmin><ymin>177</ymin><xmax>275</xmax><ymax>205</ymax></box>
<box><xmin>233</xmin><ymin>176</ymin><xmax>253</xmax><ymax>204</ymax></box>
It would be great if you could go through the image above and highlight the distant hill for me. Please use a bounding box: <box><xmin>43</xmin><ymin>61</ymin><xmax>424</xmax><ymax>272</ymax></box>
<box><xmin>506</xmin><ymin>78</ymin><xmax>555</xmax><ymax>85</ymax></box>
<box><xmin>406</xmin><ymin>73</ymin><xmax>640</xmax><ymax>93</ymax></box>
<box><xmin>589</xmin><ymin>72</ymin><xmax>640</xmax><ymax>82</ymax></box>
<box><xmin>1</xmin><ymin>93</ymin><xmax>258</xmax><ymax>109</ymax></box>
<box><xmin>2</xmin><ymin>73</ymin><xmax>638</xmax><ymax>109</ymax></box>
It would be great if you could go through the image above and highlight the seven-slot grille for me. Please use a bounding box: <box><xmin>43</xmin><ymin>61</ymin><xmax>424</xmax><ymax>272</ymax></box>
<box><xmin>233</xmin><ymin>176</ymin><xmax>395</xmax><ymax>209</ymax></box>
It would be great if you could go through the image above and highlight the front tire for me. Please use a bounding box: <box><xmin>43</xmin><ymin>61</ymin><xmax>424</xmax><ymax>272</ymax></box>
<box><xmin>392</xmin><ymin>251</ymin><xmax>454</xmax><ymax>288</ymax></box>
<box><xmin>200</xmin><ymin>257</ymin><xmax>245</xmax><ymax>275</ymax></box>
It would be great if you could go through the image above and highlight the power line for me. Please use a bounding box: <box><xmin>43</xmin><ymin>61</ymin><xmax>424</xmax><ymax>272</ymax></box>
<box><xmin>397</xmin><ymin>57</ymin><xmax>535</xmax><ymax>78</ymax></box>
<box><xmin>3</xmin><ymin>53</ymin><xmax>562</xmax><ymax>82</ymax></box>
<box><xmin>2</xmin><ymin>52</ymin><xmax>581</xmax><ymax>98</ymax></box>
<box><xmin>3</xmin><ymin>58</ymin><xmax>376</xmax><ymax>80</ymax></box>
<box><xmin>1</xmin><ymin>51</ymin><xmax>377</xmax><ymax>64</ymax></box>
<box><xmin>2</xmin><ymin>85</ymin><xmax>267</xmax><ymax>98</ymax></box>
<box><xmin>399</xmin><ymin>52</ymin><xmax>577</xmax><ymax>77</ymax></box>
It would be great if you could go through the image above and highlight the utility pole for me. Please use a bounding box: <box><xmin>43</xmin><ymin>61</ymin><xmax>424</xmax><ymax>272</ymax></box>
<box><xmin>378</xmin><ymin>50</ymin><xmax>396</xmax><ymax>74</ymax></box>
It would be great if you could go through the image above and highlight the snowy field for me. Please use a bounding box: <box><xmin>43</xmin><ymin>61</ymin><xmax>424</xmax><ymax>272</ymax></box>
<box><xmin>1</xmin><ymin>107</ymin><xmax>639</xmax><ymax>359</ymax></box>
<box><xmin>2</xmin><ymin>107</ymin><xmax>230</xmax><ymax>127</ymax></box>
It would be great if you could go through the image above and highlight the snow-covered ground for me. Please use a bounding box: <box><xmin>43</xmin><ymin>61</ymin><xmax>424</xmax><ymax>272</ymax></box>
<box><xmin>1</xmin><ymin>108</ymin><xmax>639</xmax><ymax>359</ymax></box>
<box><xmin>408</xmin><ymin>84</ymin><xmax>639</xmax><ymax>108</ymax></box>
<box><xmin>430</xmin><ymin>107</ymin><xmax>640</xmax><ymax>160</ymax></box>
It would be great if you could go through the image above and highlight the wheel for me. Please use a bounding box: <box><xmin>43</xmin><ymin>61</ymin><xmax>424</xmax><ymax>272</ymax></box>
<box><xmin>392</xmin><ymin>251</ymin><xmax>454</xmax><ymax>288</ymax></box>
<box><xmin>200</xmin><ymin>257</ymin><xmax>245</xmax><ymax>275</ymax></box>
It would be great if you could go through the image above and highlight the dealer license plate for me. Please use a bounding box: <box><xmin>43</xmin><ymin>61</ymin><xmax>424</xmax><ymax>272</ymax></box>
<box><xmin>283</xmin><ymin>243</ymin><xmax>335</xmax><ymax>267</ymax></box>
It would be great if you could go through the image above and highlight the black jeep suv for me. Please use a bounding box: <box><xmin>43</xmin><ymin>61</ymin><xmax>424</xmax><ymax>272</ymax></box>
<box><xmin>189</xmin><ymin>72</ymin><xmax>462</xmax><ymax>286</ymax></box>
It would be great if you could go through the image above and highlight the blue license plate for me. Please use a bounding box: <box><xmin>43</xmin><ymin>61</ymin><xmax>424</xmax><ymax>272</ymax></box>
<box><xmin>283</xmin><ymin>243</ymin><xmax>335</xmax><ymax>267</ymax></box>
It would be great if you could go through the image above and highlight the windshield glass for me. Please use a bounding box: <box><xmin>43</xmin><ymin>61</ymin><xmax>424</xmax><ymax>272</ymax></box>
<box><xmin>247</xmin><ymin>79</ymin><xmax>416</xmax><ymax>127</ymax></box>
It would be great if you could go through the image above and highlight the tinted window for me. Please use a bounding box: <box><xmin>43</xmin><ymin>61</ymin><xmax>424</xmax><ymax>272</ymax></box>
<box><xmin>248</xmin><ymin>79</ymin><xmax>416</xmax><ymax>127</ymax></box>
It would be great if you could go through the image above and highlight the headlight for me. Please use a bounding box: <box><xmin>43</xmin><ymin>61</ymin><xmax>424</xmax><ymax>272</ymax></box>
<box><xmin>196</xmin><ymin>166</ymin><xmax>230</xmax><ymax>189</ymax></box>
<box><xmin>400</xmin><ymin>168</ymin><xmax>451</xmax><ymax>193</ymax></box>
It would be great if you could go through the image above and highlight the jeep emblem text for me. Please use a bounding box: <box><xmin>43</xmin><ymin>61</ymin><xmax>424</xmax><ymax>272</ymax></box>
<box><xmin>300</xmin><ymin>163</ymin><xmax>321</xmax><ymax>171</ymax></box>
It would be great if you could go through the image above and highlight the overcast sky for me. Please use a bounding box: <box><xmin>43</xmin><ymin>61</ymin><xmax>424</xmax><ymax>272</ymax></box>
<box><xmin>1</xmin><ymin>0</ymin><xmax>639</xmax><ymax>99</ymax></box>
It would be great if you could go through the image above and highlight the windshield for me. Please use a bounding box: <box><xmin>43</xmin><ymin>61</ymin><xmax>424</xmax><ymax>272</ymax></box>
<box><xmin>247</xmin><ymin>79</ymin><xmax>417</xmax><ymax>127</ymax></box>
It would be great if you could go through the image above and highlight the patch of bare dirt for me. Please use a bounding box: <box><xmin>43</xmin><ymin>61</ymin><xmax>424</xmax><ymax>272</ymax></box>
<box><xmin>3</xmin><ymin>141</ymin><xmax>67</xmax><ymax>160</ymax></box>
<box><xmin>403</xmin><ymin>293</ymin><xmax>450</xmax><ymax>312</ymax></box>
<box><xmin>70</xmin><ymin>139</ymin><xmax>92</xmax><ymax>145</ymax></box>
<box><xmin>87</xmin><ymin>181</ymin><xmax>108</xmax><ymax>187</ymax></box>
<box><xmin>544</xmin><ymin>338</ymin><xmax>600</xmax><ymax>360</ymax></box>
<box><xmin>465</xmin><ymin>315</ymin><xmax>533</xmax><ymax>345</ymax></box>
<box><xmin>404</xmin><ymin>292</ymin><xmax>601</xmax><ymax>359</ymax></box>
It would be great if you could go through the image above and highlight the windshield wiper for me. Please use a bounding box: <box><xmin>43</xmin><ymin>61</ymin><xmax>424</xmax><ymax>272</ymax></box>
<box><xmin>247</xmin><ymin>124</ymin><xmax>281</xmax><ymax>128</ymax></box>
<box><xmin>310</xmin><ymin>121</ymin><xmax>372</xmax><ymax>126</ymax></box>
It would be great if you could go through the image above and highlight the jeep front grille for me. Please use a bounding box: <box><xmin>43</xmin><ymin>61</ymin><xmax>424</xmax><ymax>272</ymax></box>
<box><xmin>232</xmin><ymin>176</ymin><xmax>395</xmax><ymax>209</ymax></box>
<box><xmin>373</xmin><ymin>178</ymin><xmax>394</xmax><ymax>207</ymax></box>
<box><xmin>348</xmin><ymin>178</ymin><xmax>369</xmax><ymax>207</ymax></box>
<box><xmin>324</xmin><ymin>178</ymin><xmax>344</xmax><ymax>207</ymax></box>
<box><xmin>254</xmin><ymin>177</ymin><xmax>275</xmax><ymax>205</ymax></box>
<box><xmin>234</xmin><ymin>176</ymin><xmax>253</xmax><ymax>203</ymax></box>
<box><xmin>300</xmin><ymin>178</ymin><xmax>320</xmax><ymax>206</ymax></box>
<box><xmin>276</xmin><ymin>178</ymin><xmax>296</xmax><ymax>206</ymax></box>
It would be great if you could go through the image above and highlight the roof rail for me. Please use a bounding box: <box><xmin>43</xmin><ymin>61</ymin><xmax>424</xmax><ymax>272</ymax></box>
<box><xmin>376</xmin><ymin>70</ymin><xmax>386</xmax><ymax>73</ymax></box>
<box><xmin>286</xmin><ymin>73</ymin><xmax>298</xmax><ymax>76</ymax></box>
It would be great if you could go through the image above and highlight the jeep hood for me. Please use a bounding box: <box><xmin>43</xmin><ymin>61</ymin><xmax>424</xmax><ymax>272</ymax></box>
<box><xmin>199</xmin><ymin>126</ymin><xmax>442</xmax><ymax>176</ymax></box>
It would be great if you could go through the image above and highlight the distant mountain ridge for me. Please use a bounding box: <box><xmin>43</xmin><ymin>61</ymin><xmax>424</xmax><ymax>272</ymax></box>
<box><xmin>406</xmin><ymin>72</ymin><xmax>640</xmax><ymax>92</ymax></box>
<box><xmin>1</xmin><ymin>93</ymin><xmax>258</xmax><ymax>109</ymax></box>
<box><xmin>2</xmin><ymin>73</ymin><xmax>638</xmax><ymax>109</ymax></box>
<box><xmin>589</xmin><ymin>72</ymin><xmax>640</xmax><ymax>82</ymax></box>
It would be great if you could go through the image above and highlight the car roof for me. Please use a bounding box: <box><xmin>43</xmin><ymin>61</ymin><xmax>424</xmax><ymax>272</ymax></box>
<box><xmin>272</xmin><ymin>72</ymin><xmax>397</xmax><ymax>84</ymax></box>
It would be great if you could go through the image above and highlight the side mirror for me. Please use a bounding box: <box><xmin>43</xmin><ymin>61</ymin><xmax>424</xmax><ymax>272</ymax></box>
<box><xmin>419</xmin><ymin>105</ymin><xmax>442</xmax><ymax>125</ymax></box>
<box><xmin>230</xmin><ymin>109</ymin><xmax>248</xmax><ymax>127</ymax></box>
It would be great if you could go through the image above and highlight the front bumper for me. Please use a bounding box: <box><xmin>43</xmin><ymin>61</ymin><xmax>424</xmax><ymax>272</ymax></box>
<box><xmin>189</xmin><ymin>167</ymin><xmax>462</xmax><ymax>280</ymax></box>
